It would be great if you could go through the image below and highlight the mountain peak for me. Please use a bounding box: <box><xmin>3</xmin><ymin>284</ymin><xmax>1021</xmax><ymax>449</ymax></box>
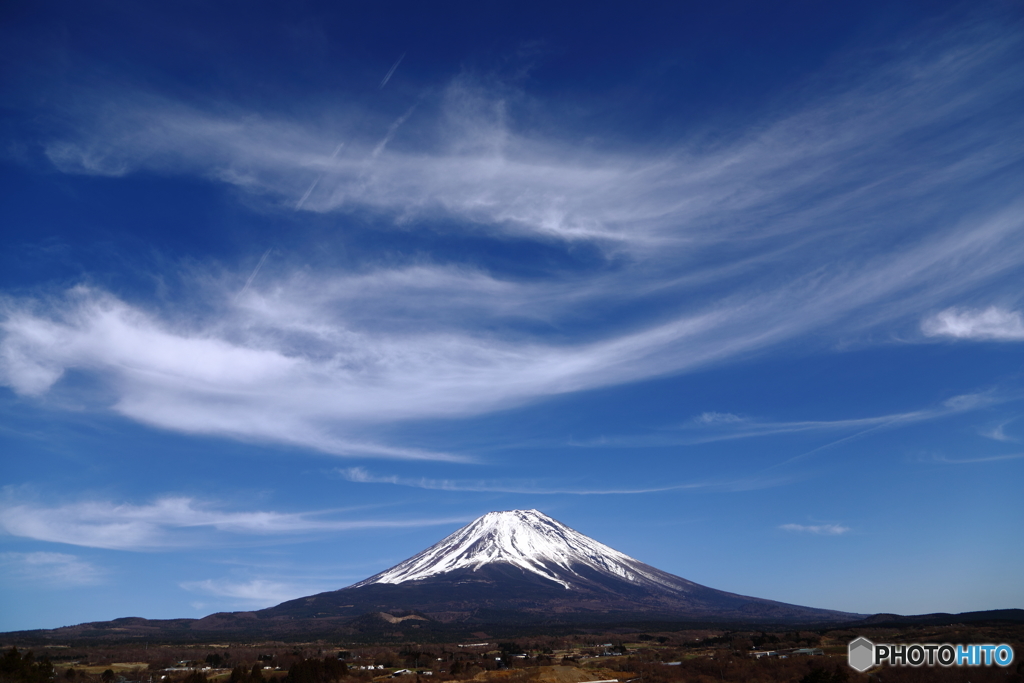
<box><xmin>351</xmin><ymin>509</ymin><xmax>688</xmax><ymax>591</ymax></box>
<box><xmin>261</xmin><ymin>508</ymin><xmax>860</xmax><ymax>626</ymax></box>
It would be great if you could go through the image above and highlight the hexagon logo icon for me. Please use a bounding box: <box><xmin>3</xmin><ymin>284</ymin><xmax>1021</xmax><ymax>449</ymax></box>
<box><xmin>848</xmin><ymin>637</ymin><xmax>875</xmax><ymax>672</ymax></box>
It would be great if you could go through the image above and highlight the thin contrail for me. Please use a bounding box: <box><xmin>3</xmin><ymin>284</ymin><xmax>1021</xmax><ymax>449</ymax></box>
<box><xmin>296</xmin><ymin>177</ymin><xmax>320</xmax><ymax>208</ymax></box>
<box><xmin>371</xmin><ymin>105</ymin><xmax>416</xmax><ymax>158</ymax></box>
<box><xmin>235</xmin><ymin>249</ymin><xmax>272</xmax><ymax>301</ymax></box>
<box><xmin>379</xmin><ymin>52</ymin><xmax>406</xmax><ymax>89</ymax></box>
<box><xmin>300</xmin><ymin>53</ymin><xmax>404</xmax><ymax>209</ymax></box>
<box><xmin>296</xmin><ymin>142</ymin><xmax>345</xmax><ymax>209</ymax></box>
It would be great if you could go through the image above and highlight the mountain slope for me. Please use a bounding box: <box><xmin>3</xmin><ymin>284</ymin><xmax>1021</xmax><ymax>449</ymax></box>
<box><xmin>0</xmin><ymin>510</ymin><xmax>863</xmax><ymax>642</ymax></box>
<box><xmin>263</xmin><ymin>509</ymin><xmax>857</xmax><ymax>624</ymax></box>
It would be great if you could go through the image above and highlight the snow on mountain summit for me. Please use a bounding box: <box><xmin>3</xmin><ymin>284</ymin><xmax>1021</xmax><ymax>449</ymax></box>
<box><xmin>263</xmin><ymin>508</ymin><xmax>859</xmax><ymax>625</ymax></box>
<box><xmin>352</xmin><ymin>509</ymin><xmax>691</xmax><ymax>591</ymax></box>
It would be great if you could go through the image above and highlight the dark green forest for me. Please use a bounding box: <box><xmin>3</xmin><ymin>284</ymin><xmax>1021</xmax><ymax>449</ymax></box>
<box><xmin>1</xmin><ymin>648</ymin><xmax>54</xmax><ymax>683</ymax></box>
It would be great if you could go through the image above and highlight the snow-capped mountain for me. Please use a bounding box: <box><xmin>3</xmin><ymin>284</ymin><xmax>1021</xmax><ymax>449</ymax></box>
<box><xmin>352</xmin><ymin>509</ymin><xmax>690</xmax><ymax>592</ymax></box>
<box><xmin>8</xmin><ymin>509</ymin><xmax>863</xmax><ymax>640</ymax></box>
<box><xmin>262</xmin><ymin>509</ymin><xmax>859</xmax><ymax>625</ymax></box>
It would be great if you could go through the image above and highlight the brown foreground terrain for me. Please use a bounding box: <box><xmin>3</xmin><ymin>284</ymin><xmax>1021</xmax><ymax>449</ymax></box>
<box><xmin>3</xmin><ymin>620</ymin><xmax>1023</xmax><ymax>683</ymax></box>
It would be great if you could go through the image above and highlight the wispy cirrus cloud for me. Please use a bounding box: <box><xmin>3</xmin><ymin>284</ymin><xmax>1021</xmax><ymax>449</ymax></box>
<box><xmin>41</xmin><ymin>27</ymin><xmax>1023</xmax><ymax>256</ymax></box>
<box><xmin>1</xmin><ymin>24</ymin><xmax>1021</xmax><ymax>460</ymax></box>
<box><xmin>680</xmin><ymin>410</ymin><xmax>931</xmax><ymax>443</ymax></box>
<box><xmin>923</xmin><ymin>307</ymin><xmax>1024</xmax><ymax>341</ymax></box>
<box><xmin>568</xmin><ymin>393</ymin><xmax>998</xmax><ymax>450</ymax></box>
<box><xmin>180</xmin><ymin>578</ymin><xmax>327</xmax><ymax>607</ymax></box>
<box><xmin>982</xmin><ymin>421</ymin><xmax>1018</xmax><ymax>442</ymax></box>
<box><xmin>927</xmin><ymin>452</ymin><xmax>1024</xmax><ymax>465</ymax></box>
<box><xmin>780</xmin><ymin>523</ymin><xmax>850</xmax><ymax>535</ymax></box>
<box><xmin>694</xmin><ymin>412</ymin><xmax>746</xmax><ymax>425</ymax></box>
<box><xmin>1</xmin><ymin>211</ymin><xmax>1019</xmax><ymax>461</ymax></box>
<box><xmin>0</xmin><ymin>551</ymin><xmax>105</xmax><ymax>586</ymax></box>
<box><xmin>36</xmin><ymin>20</ymin><xmax>1021</xmax><ymax>264</ymax></box>
<box><xmin>338</xmin><ymin>467</ymin><xmax>710</xmax><ymax>495</ymax></box>
<box><xmin>0</xmin><ymin>494</ymin><xmax>468</xmax><ymax>550</ymax></box>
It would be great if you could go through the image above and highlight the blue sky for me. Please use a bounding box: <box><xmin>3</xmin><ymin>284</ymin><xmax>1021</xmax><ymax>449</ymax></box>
<box><xmin>1</xmin><ymin>0</ymin><xmax>1023</xmax><ymax>631</ymax></box>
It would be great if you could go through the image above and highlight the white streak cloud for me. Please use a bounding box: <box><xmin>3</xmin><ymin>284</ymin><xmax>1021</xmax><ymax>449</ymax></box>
<box><xmin>930</xmin><ymin>452</ymin><xmax>1024</xmax><ymax>464</ymax></box>
<box><xmin>780</xmin><ymin>523</ymin><xmax>850</xmax><ymax>535</ymax></box>
<box><xmin>0</xmin><ymin>495</ymin><xmax>469</xmax><ymax>550</ymax></box>
<box><xmin>982</xmin><ymin>422</ymin><xmax>1017</xmax><ymax>442</ymax></box>
<box><xmin>338</xmin><ymin>467</ymin><xmax>708</xmax><ymax>495</ymax></box>
<box><xmin>0</xmin><ymin>551</ymin><xmax>104</xmax><ymax>586</ymax></box>
<box><xmin>571</xmin><ymin>394</ymin><xmax>995</xmax><ymax>450</ymax></box>
<box><xmin>1</xmin><ymin>24</ymin><xmax>1021</xmax><ymax>458</ymax></box>
<box><xmin>923</xmin><ymin>307</ymin><xmax>1024</xmax><ymax>341</ymax></box>
<box><xmin>180</xmin><ymin>578</ymin><xmax>322</xmax><ymax>606</ymax></box>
